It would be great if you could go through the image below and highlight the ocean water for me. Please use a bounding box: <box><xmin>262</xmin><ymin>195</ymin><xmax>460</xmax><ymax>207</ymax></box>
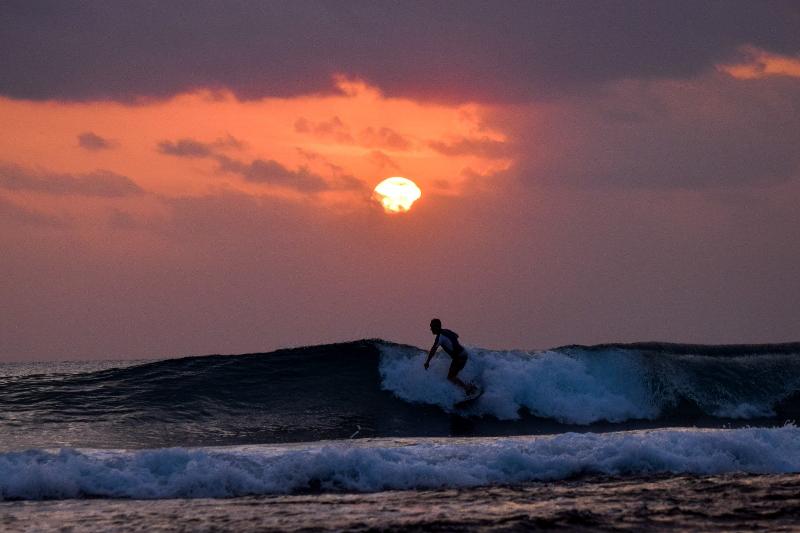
<box><xmin>2</xmin><ymin>339</ymin><xmax>800</xmax><ymax>530</ymax></box>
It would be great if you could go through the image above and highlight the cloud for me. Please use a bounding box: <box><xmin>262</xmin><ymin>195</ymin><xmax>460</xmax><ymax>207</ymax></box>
<box><xmin>295</xmin><ymin>117</ymin><xmax>412</xmax><ymax>151</ymax></box>
<box><xmin>500</xmin><ymin>74</ymin><xmax>800</xmax><ymax>190</ymax></box>
<box><xmin>217</xmin><ymin>157</ymin><xmax>323</xmax><ymax>191</ymax></box>
<box><xmin>367</xmin><ymin>150</ymin><xmax>400</xmax><ymax>170</ymax></box>
<box><xmin>215</xmin><ymin>134</ymin><xmax>246</xmax><ymax>150</ymax></box>
<box><xmin>157</xmin><ymin>135</ymin><xmax>246</xmax><ymax>158</ymax></box>
<box><xmin>359</xmin><ymin>127</ymin><xmax>411</xmax><ymax>151</ymax></box>
<box><xmin>328</xmin><ymin>173</ymin><xmax>365</xmax><ymax>192</ymax></box>
<box><xmin>78</xmin><ymin>131</ymin><xmax>115</xmax><ymax>151</ymax></box>
<box><xmin>216</xmin><ymin>155</ymin><xmax>362</xmax><ymax>193</ymax></box>
<box><xmin>296</xmin><ymin>148</ymin><xmax>357</xmax><ymax>181</ymax></box>
<box><xmin>3</xmin><ymin>2</ymin><xmax>798</xmax><ymax>103</ymax></box>
<box><xmin>156</xmin><ymin>136</ymin><xmax>364</xmax><ymax>193</ymax></box>
<box><xmin>0</xmin><ymin>195</ymin><xmax>63</xmax><ymax>227</ymax></box>
<box><xmin>428</xmin><ymin>137</ymin><xmax>510</xmax><ymax>159</ymax></box>
<box><xmin>0</xmin><ymin>164</ymin><xmax>144</xmax><ymax>197</ymax></box>
<box><xmin>157</xmin><ymin>138</ymin><xmax>215</xmax><ymax>158</ymax></box>
<box><xmin>295</xmin><ymin>116</ymin><xmax>354</xmax><ymax>144</ymax></box>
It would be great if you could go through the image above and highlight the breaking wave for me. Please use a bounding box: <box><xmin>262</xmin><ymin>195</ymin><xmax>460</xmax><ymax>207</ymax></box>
<box><xmin>379</xmin><ymin>341</ymin><xmax>800</xmax><ymax>424</ymax></box>
<box><xmin>2</xmin><ymin>426</ymin><xmax>800</xmax><ymax>500</ymax></box>
<box><xmin>2</xmin><ymin>339</ymin><xmax>800</xmax><ymax>450</ymax></box>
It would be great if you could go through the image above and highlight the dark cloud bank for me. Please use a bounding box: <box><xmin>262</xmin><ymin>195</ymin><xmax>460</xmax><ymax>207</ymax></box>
<box><xmin>1</xmin><ymin>1</ymin><xmax>798</xmax><ymax>103</ymax></box>
<box><xmin>500</xmin><ymin>76</ymin><xmax>800</xmax><ymax>190</ymax></box>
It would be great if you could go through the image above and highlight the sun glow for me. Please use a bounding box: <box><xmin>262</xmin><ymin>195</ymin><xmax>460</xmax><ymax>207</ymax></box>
<box><xmin>373</xmin><ymin>177</ymin><xmax>422</xmax><ymax>214</ymax></box>
<box><xmin>0</xmin><ymin>80</ymin><xmax>508</xmax><ymax>219</ymax></box>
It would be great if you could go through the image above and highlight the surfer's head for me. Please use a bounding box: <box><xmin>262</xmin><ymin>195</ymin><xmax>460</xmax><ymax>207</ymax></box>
<box><xmin>430</xmin><ymin>318</ymin><xmax>442</xmax><ymax>334</ymax></box>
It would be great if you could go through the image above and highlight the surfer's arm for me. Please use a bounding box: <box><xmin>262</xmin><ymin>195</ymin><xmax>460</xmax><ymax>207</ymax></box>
<box><xmin>424</xmin><ymin>340</ymin><xmax>439</xmax><ymax>369</ymax></box>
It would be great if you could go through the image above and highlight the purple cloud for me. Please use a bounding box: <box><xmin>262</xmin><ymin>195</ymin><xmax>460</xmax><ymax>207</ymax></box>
<box><xmin>0</xmin><ymin>195</ymin><xmax>63</xmax><ymax>227</ymax></box>
<box><xmin>429</xmin><ymin>137</ymin><xmax>510</xmax><ymax>159</ymax></box>
<box><xmin>367</xmin><ymin>150</ymin><xmax>400</xmax><ymax>170</ymax></box>
<box><xmin>157</xmin><ymin>139</ymin><xmax>215</xmax><ymax>158</ymax></box>
<box><xmin>295</xmin><ymin>116</ymin><xmax>355</xmax><ymax>144</ymax></box>
<box><xmin>156</xmin><ymin>136</ymin><xmax>363</xmax><ymax>193</ymax></box>
<box><xmin>217</xmin><ymin>155</ymin><xmax>363</xmax><ymax>193</ymax></box>
<box><xmin>500</xmin><ymin>75</ymin><xmax>800</xmax><ymax>190</ymax></box>
<box><xmin>0</xmin><ymin>164</ymin><xmax>143</xmax><ymax>197</ymax></box>
<box><xmin>359</xmin><ymin>127</ymin><xmax>412</xmax><ymax>151</ymax></box>
<box><xmin>2</xmin><ymin>1</ymin><xmax>798</xmax><ymax>103</ymax></box>
<box><xmin>78</xmin><ymin>131</ymin><xmax>114</xmax><ymax>151</ymax></box>
<box><xmin>157</xmin><ymin>136</ymin><xmax>245</xmax><ymax>158</ymax></box>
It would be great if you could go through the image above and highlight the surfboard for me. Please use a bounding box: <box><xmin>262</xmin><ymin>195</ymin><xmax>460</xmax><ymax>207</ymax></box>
<box><xmin>454</xmin><ymin>385</ymin><xmax>484</xmax><ymax>409</ymax></box>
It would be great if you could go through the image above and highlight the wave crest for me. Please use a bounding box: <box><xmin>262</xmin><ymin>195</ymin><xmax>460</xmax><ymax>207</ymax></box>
<box><xmin>2</xmin><ymin>426</ymin><xmax>799</xmax><ymax>500</ymax></box>
<box><xmin>378</xmin><ymin>342</ymin><xmax>800</xmax><ymax>424</ymax></box>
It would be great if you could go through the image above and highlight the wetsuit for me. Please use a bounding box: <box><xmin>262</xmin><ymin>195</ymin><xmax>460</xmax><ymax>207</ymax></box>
<box><xmin>434</xmin><ymin>329</ymin><xmax>468</xmax><ymax>379</ymax></box>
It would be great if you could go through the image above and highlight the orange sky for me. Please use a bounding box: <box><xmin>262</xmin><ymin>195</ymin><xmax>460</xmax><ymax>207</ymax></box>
<box><xmin>0</xmin><ymin>77</ymin><xmax>510</xmax><ymax>221</ymax></box>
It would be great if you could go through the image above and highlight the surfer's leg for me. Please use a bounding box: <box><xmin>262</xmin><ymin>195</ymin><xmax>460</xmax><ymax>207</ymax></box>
<box><xmin>447</xmin><ymin>356</ymin><xmax>470</xmax><ymax>392</ymax></box>
<box><xmin>449</xmin><ymin>376</ymin><xmax>470</xmax><ymax>392</ymax></box>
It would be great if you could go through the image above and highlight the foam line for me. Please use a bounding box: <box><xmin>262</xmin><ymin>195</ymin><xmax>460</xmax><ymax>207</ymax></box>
<box><xmin>2</xmin><ymin>426</ymin><xmax>799</xmax><ymax>500</ymax></box>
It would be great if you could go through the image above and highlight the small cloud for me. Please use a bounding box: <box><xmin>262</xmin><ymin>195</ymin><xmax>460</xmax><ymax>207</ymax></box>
<box><xmin>216</xmin><ymin>156</ymin><xmax>329</xmax><ymax>192</ymax></box>
<box><xmin>428</xmin><ymin>137</ymin><xmax>510</xmax><ymax>159</ymax></box>
<box><xmin>296</xmin><ymin>147</ymin><xmax>322</xmax><ymax>162</ymax></box>
<box><xmin>295</xmin><ymin>118</ymin><xmax>410</xmax><ymax>150</ymax></box>
<box><xmin>157</xmin><ymin>137</ymin><xmax>361</xmax><ymax>194</ymax></box>
<box><xmin>367</xmin><ymin>150</ymin><xmax>400</xmax><ymax>170</ymax></box>
<box><xmin>296</xmin><ymin>147</ymin><xmax>348</xmax><ymax>175</ymax></box>
<box><xmin>216</xmin><ymin>155</ymin><xmax>363</xmax><ymax>193</ymax></box>
<box><xmin>0</xmin><ymin>164</ymin><xmax>143</xmax><ymax>197</ymax></box>
<box><xmin>78</xmin><ymin>131</ymin><xmax>115</xmax><ymax>151</ymax></box>
<box><xmin>215</xmin><ymin>134</ymin><xmax>246</xmax><ymax>150</ymax></box>
<box><xmin>329</xmin><ymin>173</ymin><xmax>366</xmax><ymax>192</ymax></box>
<box><xmin>157</xmin><ymin>138</ymin><xmax>215</xmax><ymax>158</ymax></box>
<box><xmin>359</xmin><ymin>127</ymin><xmax>412</xmax><ymax>150</ymax></box>
<box><xmin>75</xmin><ymin>170</ymin><xmax>144</xmax><ymax>197</ymax></box>
<box><xmin>294</xmin><ymin>116</ymin><xmax>354</xmax><ymax>144</ymax></box>
<box><xmin>314</xmin><ymin>117</ymin><xmax>344</xmax><ymax>133</ymax></box>
<box><xmin>157</xmin><ymin>135</ymin><xmax>246</xmax><ymax>158</ymax></box>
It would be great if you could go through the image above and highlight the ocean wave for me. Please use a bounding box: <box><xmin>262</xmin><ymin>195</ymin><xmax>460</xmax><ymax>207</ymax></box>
<box><xmin>378</xmin><ymin>342</ymin><xmax>800</xmax><ymax>424</ymax></box>
<box><xmin>2</xmin><ymin>426</ymin><xmax>800</xmax><ymax>500</ymax></box>
<box><xmin>3</xmin><ymin>339</ymin><xmax>800</xmax><ymax>450</ymax></box>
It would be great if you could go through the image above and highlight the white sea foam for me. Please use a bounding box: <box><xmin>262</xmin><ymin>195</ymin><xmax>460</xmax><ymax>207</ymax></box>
<box><xmin>378</xmin><ymin>345</ymin><xmax>659</xmax><ymax>422</ymax></box>
<box><xmin>1</xmin><ymin>426</ymin><xmax>799</xmax><ymax>500</ymax></box>
<box><xmin>377</xmin><ymin>344</ymin><xmax>798</xmax><ymax>423</ymax></box>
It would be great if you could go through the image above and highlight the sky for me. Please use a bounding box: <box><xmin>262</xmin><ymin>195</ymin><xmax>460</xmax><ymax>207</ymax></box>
<box><xmin>1</xmin><ymin>1</ymin><xmax>799</xmax><ymax>361</ymax></box>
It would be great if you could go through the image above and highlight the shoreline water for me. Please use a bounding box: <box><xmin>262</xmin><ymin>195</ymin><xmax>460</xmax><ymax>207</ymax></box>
<box><xmin>3</xmin><ymin>473</ymin><xmax>800</xmax><ymax>532</ymax></box>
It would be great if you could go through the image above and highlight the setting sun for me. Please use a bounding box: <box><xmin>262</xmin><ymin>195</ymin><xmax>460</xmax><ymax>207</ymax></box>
<box><xmin>373</xmin><ymin>177</ymin><xmax>422</xmax><ymax>214</ymax></box>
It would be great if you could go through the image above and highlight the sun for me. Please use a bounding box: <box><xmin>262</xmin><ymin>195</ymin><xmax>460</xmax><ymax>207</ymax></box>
<box><xmin>373</xmin><ymin>177</ymin><xmax>422</xmax><ymax>214</ymax></box>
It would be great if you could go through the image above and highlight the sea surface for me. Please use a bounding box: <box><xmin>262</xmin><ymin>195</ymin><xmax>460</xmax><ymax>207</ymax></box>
<box><xmin>2</xmin><ymin>339</ymin><xmax>800</xmax><ymax>530</ymax></box>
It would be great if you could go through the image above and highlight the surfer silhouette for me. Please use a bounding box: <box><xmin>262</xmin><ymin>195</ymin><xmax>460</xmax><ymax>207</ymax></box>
<box><xmin>424</xmin><ymin>318</ymin><xmax>477</xmax><ymax>396</ymax></box>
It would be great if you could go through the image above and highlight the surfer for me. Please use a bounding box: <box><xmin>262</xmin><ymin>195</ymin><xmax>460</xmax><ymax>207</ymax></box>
<box><xmin>424</xmin><ymin>318</ymin><xmax>477</xmax><ymax>396</ymax></box>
